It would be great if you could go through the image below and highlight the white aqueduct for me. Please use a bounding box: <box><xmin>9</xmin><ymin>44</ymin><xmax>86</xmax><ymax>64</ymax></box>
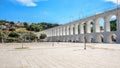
<box><xmin>36</xmin><ymin>8</ymin><xmax>120</xmax><ymax>43</ymax></box>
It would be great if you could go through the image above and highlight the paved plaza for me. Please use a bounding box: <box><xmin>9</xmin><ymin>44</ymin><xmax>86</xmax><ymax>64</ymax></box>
<box><xmin>0</xmin><ymin>42</ymin><xmax>120</xmax><ymax>68</ymax></box>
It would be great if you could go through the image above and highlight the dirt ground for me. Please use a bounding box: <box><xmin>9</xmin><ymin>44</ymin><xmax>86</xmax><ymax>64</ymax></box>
<box><xmin>0</xmin><ymin>42</ymin><xmax>120</xmax><ymax>68</ymax></box>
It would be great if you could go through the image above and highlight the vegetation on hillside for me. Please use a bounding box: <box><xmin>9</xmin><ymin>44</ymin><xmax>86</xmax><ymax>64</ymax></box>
<box><xmin>0</xmin><ymin>20</ymin><xmax>60</xmax><ymax>32</ymax></box>
<box><xmin>0</xmin><ymin>20</ymin><xmax>59</xmax><ymax>43</ymax></box>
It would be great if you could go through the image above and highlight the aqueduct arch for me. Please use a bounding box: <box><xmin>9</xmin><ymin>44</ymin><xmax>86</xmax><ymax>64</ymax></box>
<box><xmin>86</xmin><ymin>34</ymin><xmax>93</xmax><ymax>43</ymax></box>
<box><xmin>107</xmin><ymin>34</ymin><xmax>117</xmax><ymax>43</ymax></box>
<box><xmin>37</xmin><ymin>8</ymin><xmax>120</xmax><ymax>43</ymax></box>
<box><xmin>96</xmin><ymin>34</ymin><xmax>104</xmax><ymax>43</ymax></box>
<box><xmin>109</xmin><ymin>15</ymin><xmax>117</xmax><ymax>31</ymax></box>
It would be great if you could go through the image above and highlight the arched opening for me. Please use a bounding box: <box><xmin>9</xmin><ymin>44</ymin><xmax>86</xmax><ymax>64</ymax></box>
<box><xmin>101</xmin><ymin>36</ymin><xmax>104</xmax><ymax>42</ymax></box>
<box><xmin>96</xmin><ymin>34</ymin><xmax>104</xmax><ymax>43</ymax></box>
<box><xmin>91</xmin><ymin>38</ymin><xmax>94</xmax><ymax>43</ymax></box>
<box><xmin>107</xmin><ymin>34</ymin><xmax>117</xmax><ymax>43</ymax></box>
<box><xmin>70</xmin><ymin>36</ymin><xmax>74</xmax><ymax>42</ymax></box>
<box><xmin>73</xmin><ymin>27</ymin><xmax>75</xmax><ymax>35</ymax></box>
<box><xmin>86</xmin><ymin>35</ymin><xmax>93</xmax><ymax>43</ymax></box>
<box><xmin>75</xmin><ymin>36</ymin><xmax>79</xmax><ymax>42</ymax></box>
<box><xmin>111</xmin><ymin>34</ymin><xmax>117</xmax><ymax>43</ymax></box>
<box><xmin>80</xmin><ymin>35</ymin><xmax>84</xmax><ymax>43</ymax></box>
<box><xmin>99</xmin><ymin>18</ymin><xmax>104</xmax><ymax>32</ymax></box>
<box><xmin>65</xmin><ymin>27</ymin><xmax>67</xmax><ymax>35</ymax></box>
<box><xmin>73</xmin><ymin>36</ymin><xmax>76</xmax><ymax>42</ymax></box>
<box><xmin>84</xmin><ymin>23</ymin><xmax>86</xmax><ymax>33</ymax></box>
<box><xmin>67</xmin><ymin>27</ymin><xmax>69</xmax><ymax>35</ymax></box>
<box><xmin>78</xmin><ymin>25</ymin><xmax>80</xmax><ymax>34</ymax></box>
<box><xmin>63</xmin><ymin>37</ymin><xmax>66</xmax><ymax>42</ymax></box>
<box><xmin>66</xmin><ymin>36</ymin><xmax>69</xmax><ymax>42</ymax></box>
<box><xmin>90</xmin><ymin>22</ymin><xmax>94</xmax><ymax>33</ymax></box>
<box><xmin>69</xmin><ymin>27</ymin><xmax>70</xmax><ymax>35</ymax></box>
<box><xmin>109</xmin><ymin>15</ymin><xmax>117</xmax><ymax>31</ymax></box>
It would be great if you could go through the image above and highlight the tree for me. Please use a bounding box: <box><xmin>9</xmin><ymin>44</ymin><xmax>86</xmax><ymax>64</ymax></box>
<box><xmin>0</xmin><ymin>31</ymin><xmax>7</xmax><ymax>43</ymax></box>
<box><xmin>110</xmin><ymin>20</ymin><xmax>117</xmax><ymax>31</ymax></box>
<box><xmin>26</xmin><ymin>24</ymin><xmax>35</xmax><ymax>31</ymax></box>
<box><xmin>8</xmin><ymin>31</ymin><xmax>20</xmax><ymax>38</ymax></box>
<box><xmin>26</xmin><ymin>22</ymin><xmax>60</xmax><ymax>32</ymax></box>
<box><xmin>9</xmin><ymin>21</ymin><xmax>15</xmax><ymax>27</ymax></box>
<box><xmin>23</xmin><ymin>22</ymin><xmax>28</xmax><ymax>28</ymax></box>
<box><xmin>26</xmin><ymin>24</ymin><xmax>42</xmax><ymax>32</ymax></box>
<box><xmin>100</xmin><ymin>26</ymin><xmax>103</xmax><ymax>30</ymax></box>
<box><xmin>40</xmin><ymin>34</ymin><xmax>47</xmax><ymax>39</ymax></box>
<box><xmin>22</xmin><ymin>32</ymin><xmax>38</xmax><ymax>42</ymax></box>
<box><xmin>9</xmin><ymin>28</ymin><xmax>15</xmax><ymax>31</ymax></box>
<box><xmin>6</xmin><ymin>37</ymin><xmax>16</xmax><ymax>43</ymax></box>
<box><xmin>91</xmin><ymin>27</ymin><xmax>93</xmax><ymax>32</ymax></box>
<box><xmin>34</xmin><ymin>26</ymin><xmax>40</xmax><ymax>32</ymax></box>
<box><xmin>0</xmin><ymin>20</ymin><xmax>8</xmax><ymax>25</ymax></box>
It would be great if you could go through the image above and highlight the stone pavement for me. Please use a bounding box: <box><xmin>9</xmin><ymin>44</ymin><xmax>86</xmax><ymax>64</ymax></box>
<box><xmin>0</xmin><ymin>42</ymin><xmax>120</xmax><ymax>68</ymax></box>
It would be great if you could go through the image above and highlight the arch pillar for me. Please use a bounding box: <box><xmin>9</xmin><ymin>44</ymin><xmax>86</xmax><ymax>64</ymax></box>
<box><xmin>57</xmin><ymin>28</ymin><xmax>59</xmax><ymax>36</ymax></box>
<box><xmin>67</xmin><ymin>26</ymin><xmax>70</xmax><ymax>35</ymax></box>
<box><xmin>54</xmin><ymin>29</ymin><xmax>56</xmax><ymax>36</ymax></box>
<box><xmin>80</xmin><ymin>35</ymin><xmax>84</xmax><ymax>43</ymax></box>
<box><xmin>62</xmin><ymin>27</ymin><xmax>64</xmax><ymax>36</ymax></box>
<box><xmin>63</xmin><ymin>27</ymin><xmax>65</xmax><ymax>36</ymax></box>
<box><xmin>58</xmin><ymin>28</ymin><xmax>60</xmax><ymax>36</ymax></box>
<box><xmin>75</xmin><ymin>24</ymin><xmax>78</xmax><ymax>35</ymax></box>
<box><xmin>86</xmin><ymin>22</ymin><xmax>91</xmax><ymax>33</ymax></box>
<box><xmin>50</xmin><ymin>30</ymin><xmax>52</xmax><ymax>37</ymax></box>
<box><xmin>52</xmin><ymin>29</ymin><xmax>54</xmax><ymax>36</ymax></box>
<box><xmin>93</xmin><ymin>19</ymin><xmax>100</xmax><ymax>32</ymax></box>
<box><xmin>56</xmin><ymin>29</ymin><xmax>58</xmax><ymax>36</ymax></box>
<box><xmin>70</xmin><ymin>25</ymin><xmax>74</xmax><ymax>35</ymax></box>
<box><xmin>73</xmin><ymin>25</ymin><xmax>75</xmax><ymax>35</ymax></box>
<box><xmin>64</xmin><ymin>27</ymin><xmax>66</xmax><ymax>35</ymax></box>
<box><xmin>80</xmin><ymin>23</ymin><xmax>84</xmax><ymax>34</ymax></box>
<box><xmin>116</xmin><ymin>13</ymin><xmax>120</xmax><ymax>31</ymax></box>
<box><xmin>60</xmin><ymin>28</ymin><xmax>63</xmax><ymax>36</ymax></box>
<box><xmin>103</xmin><ymin>34</ymin><xmax>111</xmax><ymax>43</ymax></box>
<box><xmin>104</xmin><ymin>16</ymin><xmax>110</xmax><ymax>32</ymax></box>
<box><xmin>48</xmin><ymin>31</ymin><xmax>50</xmax><ymax>37</ymax></box>
<box><xmin>64</xmin><ymin>27</ymin><xmax>67</xmax><ymax>36</ymax></box>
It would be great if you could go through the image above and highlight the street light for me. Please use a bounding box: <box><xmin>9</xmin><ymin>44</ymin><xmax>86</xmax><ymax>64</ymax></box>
<box><xmin>52</xmin><ymin>29</ymin><xmax>54</xmax><ymax>46</ymax></box>
<box><xmin>84</xmin><ymin>23</ymin><xmax>86</xmax><ymax>50</ymax></box>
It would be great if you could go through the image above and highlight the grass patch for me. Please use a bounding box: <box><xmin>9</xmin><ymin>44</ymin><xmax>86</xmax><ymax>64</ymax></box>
<box><xmin>87</xmin><ymin>45</ymin><xmax>115</xmax><ymax>51</ymax></box>
<box><xmin>15</xmin><ymin>47</ymin><xmax>29</xmax><ymax>49</ymax></box>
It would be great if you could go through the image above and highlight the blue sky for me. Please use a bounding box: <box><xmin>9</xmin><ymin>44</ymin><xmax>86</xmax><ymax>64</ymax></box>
<box><xmin>0</xmin><ymin>0</ymin><xmax>119</xmax><ymax>24</ymax></box>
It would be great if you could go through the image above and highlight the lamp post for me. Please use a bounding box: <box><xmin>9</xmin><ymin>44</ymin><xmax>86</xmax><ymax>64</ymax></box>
<box><xmin>84</xmin><ymin>23</ymin><xmax>86</xmax><ymax>50</ymax></box>
<box><xmin>52</xmin><ymin>29</ymin><xmax>54</xmax><ymax>46</ymax></box>
<box><xmin>84</xmin><ymin>36</ymin><xmax>86</xmax><ymax>50</ymax></box>
<box><xmin>21</xmin><ymin>33</ymin><xmax>24</xmax><ymax>48</ymax></box>
<box><xmin>29</xmin><ymin>32</ymin><xmax>31</xmax><ymax>43</ymax></box>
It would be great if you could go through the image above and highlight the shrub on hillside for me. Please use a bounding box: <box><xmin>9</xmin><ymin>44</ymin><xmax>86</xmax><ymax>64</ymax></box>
<box><xmin>40</xmin><ymin>34</ymin><xmax>47</xmax><ymax>39</ymax></box>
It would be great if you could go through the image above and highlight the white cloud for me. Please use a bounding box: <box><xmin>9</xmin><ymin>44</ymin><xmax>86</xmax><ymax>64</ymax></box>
<box><xmin>15</xmin><ymin>0</ymin><xmax>47</xmax><ymax>7</ymax></box>
<box><xmin>105</xmin><ymin>0</ymin><xmax>120</xmax><ymax>4</ymax></box>
<box><xmin>111</xmin><ymin>15</ymin><xmax>116</xmax><ymax>19</ymax></box>
<box><xmin>16</xmin><ymin>0</ymin><xmax>37</xmax><ymax>6</ymax></box>
<box><xmin>111</xmin><ymin>15</ymin><xmax>116</xmax><ymax>21</ymax></box>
